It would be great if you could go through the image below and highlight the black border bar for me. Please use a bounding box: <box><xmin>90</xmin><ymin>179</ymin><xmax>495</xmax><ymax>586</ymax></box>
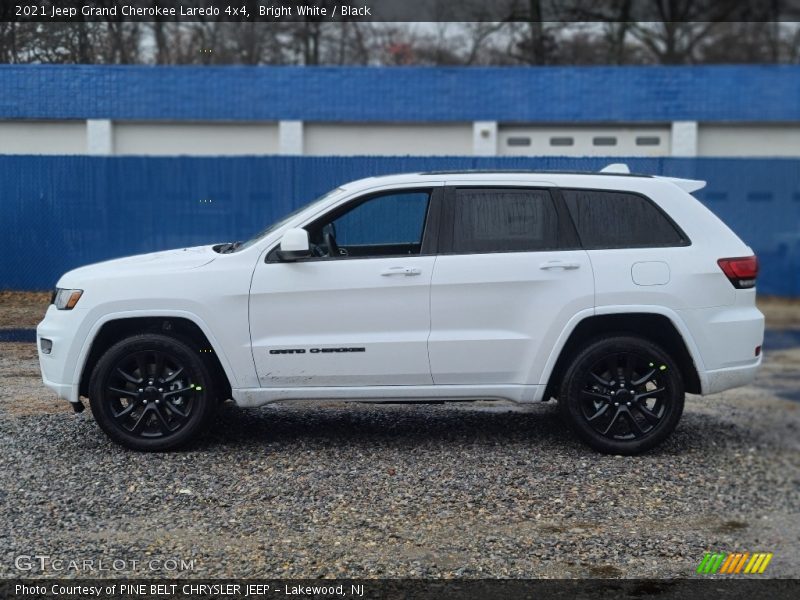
<box><xmin>2</xmin><ymin>579</ymin><xmax>800</xmax><ymax>600</ymax></box>
<box><xmin>2</xmin><ymin>0</ymin><xmax>800</xmax><ymax>23</ymax></box>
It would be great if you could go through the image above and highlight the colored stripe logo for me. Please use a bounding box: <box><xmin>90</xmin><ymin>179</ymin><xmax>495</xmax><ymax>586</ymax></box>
<box><xmin>696</xmin><ymin>552</ymin><xmax>773</xmax><ymax>574</ymax></box>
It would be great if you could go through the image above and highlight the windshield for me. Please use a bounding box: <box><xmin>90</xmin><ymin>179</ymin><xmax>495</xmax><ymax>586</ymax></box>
<box><xmin>234</xmin><ymin>187</ymin><xmax>343</xmax><ymax>252</ymax></box>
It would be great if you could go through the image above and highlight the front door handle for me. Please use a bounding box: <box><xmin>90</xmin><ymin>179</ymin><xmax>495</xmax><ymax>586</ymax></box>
<box><xmin>380</xmin><ymin>266</ymin><xmax>422</xmax><ymax>276</ymax></box>
<box><xmin>539</xmin><ymin>261</ymin><xmax>581</xmax><ymax>270</ymax></box>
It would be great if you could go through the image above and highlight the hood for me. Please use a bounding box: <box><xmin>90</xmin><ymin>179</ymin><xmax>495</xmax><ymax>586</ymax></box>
<box><xmin>57</xmin><ymin>245</ymin><xmax>217</xmax><ymax>286</ymax></box>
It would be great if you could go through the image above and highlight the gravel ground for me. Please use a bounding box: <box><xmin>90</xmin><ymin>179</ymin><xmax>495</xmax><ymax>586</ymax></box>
<box><xmin>1</xmin><ymin>339</ymin><xmax>798</xmax><ymax>579</ymax></box>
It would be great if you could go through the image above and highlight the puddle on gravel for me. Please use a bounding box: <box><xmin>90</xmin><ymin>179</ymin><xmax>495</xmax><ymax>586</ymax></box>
<box><xmin>764</xmin><ymin>328</ymin><xmax>800</xmax><ymax>350</ymax></box>
<box><xmin>0</xmin><ymin>329</ymin><xmax>36</xmax><ymax>342</ymax></box>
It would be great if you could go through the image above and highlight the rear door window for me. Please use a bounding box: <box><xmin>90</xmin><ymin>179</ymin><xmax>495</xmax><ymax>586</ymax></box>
<box><xmin>450</xmin><ymin>188</ymin><xmax>560</xmax><ymax>253</ymax></box>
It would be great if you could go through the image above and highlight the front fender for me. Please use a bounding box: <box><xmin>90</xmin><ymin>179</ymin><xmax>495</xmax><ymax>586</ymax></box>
<box><xmin>73</xmin><ymin>309</ymin><xmax>241</xmax><ymax>396</ymax></box>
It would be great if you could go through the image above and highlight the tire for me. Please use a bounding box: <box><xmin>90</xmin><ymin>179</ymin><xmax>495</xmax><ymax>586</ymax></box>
<box><xmin>88</xmin><ymin>333</ymin><xmax>217</xmax><ymax>451</ymax></box>
<box><xmin>558</xmin><ymin>335</ymin><xmax>685</xmax><ymax>455</ymax></box>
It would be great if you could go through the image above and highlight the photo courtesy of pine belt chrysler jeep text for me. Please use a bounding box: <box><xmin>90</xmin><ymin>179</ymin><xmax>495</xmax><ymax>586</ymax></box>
<box><xmin>37</xmin><ymin>165</ymin><xmax>765</xmax><ymax>454</ymax></box>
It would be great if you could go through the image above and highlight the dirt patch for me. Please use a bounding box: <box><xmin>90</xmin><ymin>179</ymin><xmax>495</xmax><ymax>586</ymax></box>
<box><xmin>0</xmin><ymin>342</ymin><xmax>71</xmax><ymax>416</ymax></box>
<box><xmin>0</xmin><ymin>291</ymin><xmax>50</xmax><ymax>328</ymax></box>
<box><xmin>759</xmin><ymin>296</ymin><xmax>800</xmax><ymax>329</ymax></box>
<box><xmin>587</xmin><ymin>565</ymin><xmax>624</xmax><ymax>577</ymax></box>
<box><xmin>715</xmin><ymin>520</ymin><xmax>749</xmax><ymax>534</ymax></box>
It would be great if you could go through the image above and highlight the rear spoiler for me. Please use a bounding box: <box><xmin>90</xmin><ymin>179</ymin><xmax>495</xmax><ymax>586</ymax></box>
<box><xmin>656</xmin><ymin>176</ymin><xmax>707</xmax><ymax>193</ymax></box>
<box><xmin>599</xmin><ymin>163</ymin><xmax>706</xmax><ymax>193</ymax></box>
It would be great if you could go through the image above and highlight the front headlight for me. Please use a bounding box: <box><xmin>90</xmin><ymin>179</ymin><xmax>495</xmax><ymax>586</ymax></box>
<box><xmin>53</xmin><ymin>288</ymin><xmax>83</xmax><ymax>310</ymax></box>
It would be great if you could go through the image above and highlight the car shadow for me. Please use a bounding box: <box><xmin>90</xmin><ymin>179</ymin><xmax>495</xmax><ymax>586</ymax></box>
<box><xmin>186</xmin><ymin>399</ymin><xmax>770</xmax><ymax>458</ymax></box>
<box><xmin>195</xmin><ymin>401</ymin><xmax>574</xmax><ymax>450</ymax></box>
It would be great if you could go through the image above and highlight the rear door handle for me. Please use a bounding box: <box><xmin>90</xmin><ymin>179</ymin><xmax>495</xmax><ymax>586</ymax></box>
<box><xmin>539</xmin><ymin>261</ymin><xmax>581</xmax><ymax>270</ymax></box>
<box><xmin>380</xmin><ymin>266</ymin><xmax>422</xmax><ymax>276</ymax></box>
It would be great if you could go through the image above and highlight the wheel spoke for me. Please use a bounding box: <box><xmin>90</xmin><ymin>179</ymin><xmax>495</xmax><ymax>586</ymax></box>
<box><xmin>162</xmin><ymin>367</ymin><xmax>184</xmax><ymax>383</ymax></box>
<box><xmin>601</xmin><ymin>407</ymin><xmax>623</xmax><ymax>435</ymax></box>
<box><xmin>163</xmin><ymin>386</ymin><xmax>193</xmax><ymax>397</ymax></box>
<box><xmin>635</xmin><ymin>403</ymin><xmax>661</xmax><ymax>426</ymax></box>
<box><xmin>622</xmin><ymin>409</ymin><xmax>646</xmax><ymax>435</ymax></box>
<box><xmin>135</xmin><ymin>353</ymin><xmax>149</xmax><ymax>382</ymax></box>
<box><xmin>590</xmin><ymin>372</ymin><xmax>612</xmax><ymax>387</ymax></box>
<box><xmin>154</xmin><ymin>351</ymin><xmax>166</xmax><ymax>382</ymax></box>
<box><xmin>130</xmin><ymin>408</ymin><xmax>151</xmax><ymax>433</ymax></box>
<box><xmin>116</xmin><ymin>367</ymin><xmax>140</xmax><ymax>385</ymax></box>
<box><xmin>581</xmin><ymin>389</ymin><xmax>611</xmax><ymax>402</ymax></box>
<box><xmin>165</xmin><ymin>398</ymin><xmax>188</xmax><ymax>418</ymax></box>
<box><xmin>623</xmin><ymin>353</ymin><xmax>634</xmax><ymax>384</ymax></box>
<box><xmin>111</xmin><ymin>399</ymin><xmax>140</xmax><ymax>419</ymax></box>
<box><xmin>108</xmin><ymin>386</ymin><xmax>137</xmax><ymax>398</ymax></box>
<box><xmin>635</xmin><ymin>387</ymin><xmax>665</xmax><ymax>401</ymax></box>
<box><xmin>586</xmin><ymin>403</ymin><xmax>610</xmax><ymax>422</ymax></box>
<box><xmin>632</xmin><ymin>368</ymin><xmax>656</xmax><ymax>386</ymax></box>
<box><xmin>152</xmin><ymin>405</ymin><xmax>173</xmax><ymax>433</ymax></box>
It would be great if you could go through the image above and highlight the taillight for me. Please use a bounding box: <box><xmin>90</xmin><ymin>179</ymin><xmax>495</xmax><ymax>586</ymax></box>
<box><xmin>717</xmin><ymin>256</ymin><xmax>758</xmax><ymax>289</ymax></box>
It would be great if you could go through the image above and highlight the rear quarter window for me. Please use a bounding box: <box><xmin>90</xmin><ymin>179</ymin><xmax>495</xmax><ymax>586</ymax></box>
<box><xmin>562</xmin><ymin>189</ymin><xmax>688</xmax><ymax>249</ymax></box>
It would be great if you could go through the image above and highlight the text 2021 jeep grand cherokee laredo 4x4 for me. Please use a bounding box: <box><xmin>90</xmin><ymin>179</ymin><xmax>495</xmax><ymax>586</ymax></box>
<box><xmin>37</xmin><ymin>167</ymin><xmax>764</xmax><ymax>454</ymax></box>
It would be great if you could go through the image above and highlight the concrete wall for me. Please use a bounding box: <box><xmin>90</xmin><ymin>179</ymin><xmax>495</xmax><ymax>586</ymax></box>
<box><xmin>698</xmin><ymin>124</ymin><xmax>800</xmax><ymax>157</ymax></box>
<box><xmin>113</xmin><ymin>122</ymin><xmax>279</xmax><ymax>156</ymax></box>
<box><xmin>4</xmin><ymin>119</ymin><xmax>800</xmax><ymax>158</ymax></box>
<box><xmin>0</xmin><ymin>121</ymin><xmax>86</xmax><ymax>154</ymax></box>
<box><xmin>303</xmin><ymin>123</ymin><xmax>473</xmax><ymax>156</ymax></box>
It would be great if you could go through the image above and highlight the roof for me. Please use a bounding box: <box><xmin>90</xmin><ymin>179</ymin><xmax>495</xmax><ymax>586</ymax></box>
<box><xmin>1</xmin><ymin>65</ymin><xmax>799</xmax><ymax>123</ymax></box>
<box><xmin>339</xmin><ymin>167</ymin><xmax>705</xmax><ymax>193</ymax></box>
<box><xmin>420</xmin><ymin>169</ymin><xmax>651</xmax><ymax>177</ymax></box>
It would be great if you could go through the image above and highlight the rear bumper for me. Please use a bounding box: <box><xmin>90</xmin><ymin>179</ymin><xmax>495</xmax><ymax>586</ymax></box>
<box><xmin>677</xmin><ymin>300</ymin><xmax>764</xmax><ymax>395</ymax></box>
<box><xmin>700</xmin><ymin>355</ymin><xmax>762</xmax><ymax>396</ymax></box>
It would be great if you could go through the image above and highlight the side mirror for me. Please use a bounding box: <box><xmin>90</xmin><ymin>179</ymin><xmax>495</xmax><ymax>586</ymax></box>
<box><xmin>276</xmin><ymin>227</ymin><xmax>311</xmax><ymax>261</ymax></box>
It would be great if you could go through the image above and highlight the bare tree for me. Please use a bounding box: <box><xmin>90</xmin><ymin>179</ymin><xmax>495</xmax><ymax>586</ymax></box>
<box><xmin>0</xmin><ymin>7</ymin><xmax>798</xmax><ymax>67</ymax></box>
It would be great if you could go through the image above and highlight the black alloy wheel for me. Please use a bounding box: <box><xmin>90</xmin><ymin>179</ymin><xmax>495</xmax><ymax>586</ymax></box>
<box><xmin>559</xmin><ymin>336</ymin><xmax>684</xmax><ymax>455</ymax></box>
<box><xmin>89</xmin><ymin>334</ymin><xmax>217</xmax><ymax>451</ymax></box>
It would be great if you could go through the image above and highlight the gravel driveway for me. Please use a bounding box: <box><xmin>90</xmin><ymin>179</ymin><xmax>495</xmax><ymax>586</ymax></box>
<box><xmin>1</xmin><ymin>339</ymin><xmax>798</xmax><ymax>579</ymax></box>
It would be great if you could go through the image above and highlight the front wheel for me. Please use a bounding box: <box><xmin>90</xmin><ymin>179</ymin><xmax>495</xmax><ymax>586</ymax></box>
<box><xmin>558</xmin><ymin>336</ymin><xmax>685</xmax><ymax>455</ymax></box>
<box><xmin>88</xmin><ymin>334</ymin><xmax>217</xmax><ymax>451</ymax></box>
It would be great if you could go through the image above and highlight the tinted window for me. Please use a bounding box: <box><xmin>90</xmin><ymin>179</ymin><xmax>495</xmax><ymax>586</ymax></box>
<box><xmin>309</xmin><ymin>190</ymin><xmax>430</xmax><ymax>258</ymax></box>
<box><xmin>333</xmin><ymin>192</ymin><xmax>429</xmax><ymax>245</ymax></box>
<box><xmin>562</xmin><ymin>189</ymin><xmax>686</xmax><ymax>249</ymax></box>
<box><xmin>452</xmin><ymin>189</ymin><xmax>559</xmax><ymax>253</ymax></box>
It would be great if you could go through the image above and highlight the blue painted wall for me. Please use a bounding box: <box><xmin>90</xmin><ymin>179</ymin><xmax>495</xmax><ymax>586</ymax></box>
<box><xmin>2</xmin><ymin>65</ymin><xmax>800</xmax><ymax>122</ymax></box>
<box><xmin>1</xmin><ymin>155</ymin><xmax>799</xmax><ymax>295</ymax></box>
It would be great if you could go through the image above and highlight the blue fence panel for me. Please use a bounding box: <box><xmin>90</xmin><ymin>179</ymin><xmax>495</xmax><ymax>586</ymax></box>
<box><xmin>1</xmin><ymin>155</ymin><xmax>798</xmax><ymax>296</ymax></box>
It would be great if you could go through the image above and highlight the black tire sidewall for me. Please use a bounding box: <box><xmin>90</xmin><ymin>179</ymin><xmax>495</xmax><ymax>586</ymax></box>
<box><xmin>88</xmin><ymin>333</ymin><xmax>216</xmax><ymax>451</ymax></box>
<box><xmin>559</xmin><ymin>336</ymin><xmax>685</xmax><ymax>455</ymax></box>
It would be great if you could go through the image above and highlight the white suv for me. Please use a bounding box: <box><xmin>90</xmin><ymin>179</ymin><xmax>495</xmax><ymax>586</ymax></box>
<box><xmin>37</xmin><ymin>166</ymin><xmax>764</xmax><ymax>454</ymax></box>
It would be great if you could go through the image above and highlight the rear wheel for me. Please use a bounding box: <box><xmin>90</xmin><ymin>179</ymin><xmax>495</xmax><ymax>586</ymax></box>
<box><xmin>558</xmin><ymin>336</ymin><xmax>684</xmax><ymax>455</ymax></box>
<box><xmin>88</xmin><ymin>333</ymin><xmax>217</xmax><ymax>451</ymax></box>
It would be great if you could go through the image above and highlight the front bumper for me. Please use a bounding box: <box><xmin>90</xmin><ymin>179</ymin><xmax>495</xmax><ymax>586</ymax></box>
<box><xmin>37</xmin><ymin>305</ymin><xmax>87</xmax><ymax>405</ymax></box>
